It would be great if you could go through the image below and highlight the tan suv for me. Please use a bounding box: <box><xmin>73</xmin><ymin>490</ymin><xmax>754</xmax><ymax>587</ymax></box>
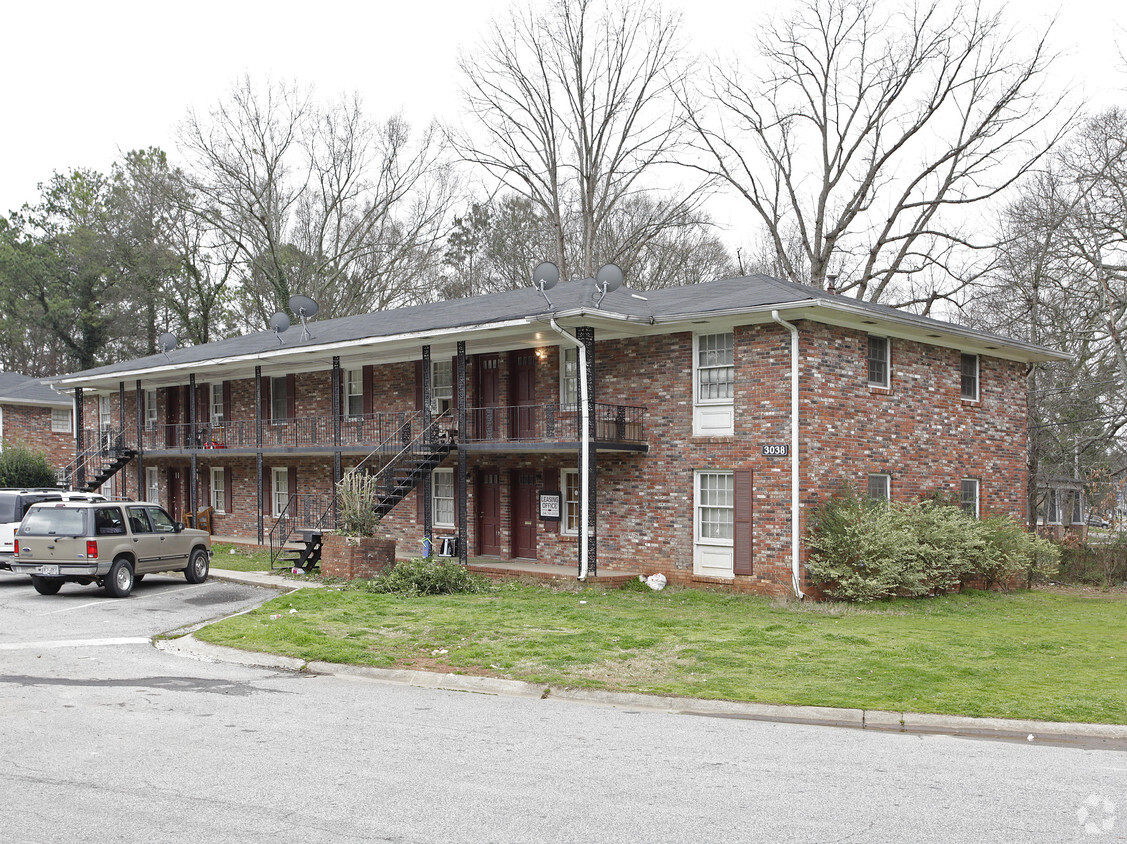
<box><xmin>13</xmin><ymin>501</ymin><xmax>211</xmax><ymax>598</ymax></box>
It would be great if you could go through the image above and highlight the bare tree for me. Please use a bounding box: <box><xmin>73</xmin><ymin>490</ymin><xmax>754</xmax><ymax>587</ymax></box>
<box><xmin>688</xmin><ymin>0</ymin><xmax>1071</xmax><ymax>312</ymax></box>
<box><xmin>179</xmin><ymin>77</ymin><xmax>454</xmax><ymax>328</ymax></box>
<box><xmin>455</xmin><ymin>0</ymin><xmax>712</xmax><ymax>283</ymax></box>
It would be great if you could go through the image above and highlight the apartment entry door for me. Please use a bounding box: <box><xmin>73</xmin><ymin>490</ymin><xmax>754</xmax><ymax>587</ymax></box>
<box><xmin>476</xmin><ymin>469</ymin><xmax>501</xmax><ymax>557</ymax></box>
<box><xmin>511</xmin><ymin>470</ymin><xmax>537</xmax><ymax>559</ymax></box>
<box><xmin>510</xmin><ymin>351</ymin><xmax>536</xmax><ymax>440</ymax></box>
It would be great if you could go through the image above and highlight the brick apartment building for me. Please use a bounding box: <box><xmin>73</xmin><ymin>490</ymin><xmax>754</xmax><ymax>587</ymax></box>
<box><xmin>0</xmin><ymin>372</ymin><xmax>75</xmax><ymax>470</ymax></box>
<box><xmin>47</xmin><ymin>275</ymin><xmax>1066</xmax><ymax>597</ymax></box>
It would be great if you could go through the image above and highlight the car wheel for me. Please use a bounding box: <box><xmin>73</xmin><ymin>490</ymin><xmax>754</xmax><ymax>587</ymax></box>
<box><xmin>185</xmin><ymin>548</ymin><xmax>209</xmax><ymax>584</ymax></box>
<box><xmin>30</xmin><ymin>576</ymin><xmax>62</xmax><ymax>596</ymax></box>
<box><xmin>104</xmin><ymin>558</ymin><xmax>134</xmax><ymax>598</ymax></box>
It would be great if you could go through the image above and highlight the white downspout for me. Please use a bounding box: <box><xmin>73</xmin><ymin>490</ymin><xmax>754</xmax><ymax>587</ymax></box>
<box><xmin>771</xmin><ymin>311</ymin><xmax>805</xmax><ymax>599</ymax></box>
<box><xmin>548</xmin><ymin>319</ymin><xmax>591</xmax><ymax>580</ymax></box>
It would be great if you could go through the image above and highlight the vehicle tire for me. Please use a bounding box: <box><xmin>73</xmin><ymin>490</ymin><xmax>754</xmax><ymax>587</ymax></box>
<box><xmin>30</xmin><ymin>576</ymin><xmax>62</xmax><ymax>596</ymax></box>
<box><xmin>104</xmin><ymin>558</ymin><xmax>134</xmax><ymax>598</ymax></box>
<box><xmin>184</xmin><ymin>548</ymin><xmax>209</xmax><ymax>584</ymax></box>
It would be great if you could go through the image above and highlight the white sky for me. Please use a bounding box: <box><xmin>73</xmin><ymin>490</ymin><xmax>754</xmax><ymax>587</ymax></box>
<box><xmin>2</xmin><ymin>0</ymin><xmax>1123</xmax><ymax>242</ymax></box>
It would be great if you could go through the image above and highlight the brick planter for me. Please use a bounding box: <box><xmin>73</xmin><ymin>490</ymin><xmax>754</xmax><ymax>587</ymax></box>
<box><xmin>321</xmin><ymin>534</ymin><xmax>396</xmax><ymax>580</ymax></box>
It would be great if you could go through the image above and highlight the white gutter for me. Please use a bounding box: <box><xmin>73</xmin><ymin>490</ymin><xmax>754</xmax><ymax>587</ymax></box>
<box><xmin>548</xmin><ymin>319</ymin><xmax>591</xmax><ymax>581</ymax></box>
<box><xmin>771</xmin><ymin>310</ymin><xmax>805</xmax><ymax>600</ymax></box>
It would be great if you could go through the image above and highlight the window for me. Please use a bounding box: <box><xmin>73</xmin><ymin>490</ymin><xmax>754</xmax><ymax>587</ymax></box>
<box><xmin>146</xmin><ymin>467</ymin><xmax>159</xmax><ymax>504</ymax></box>
<box><xmin>561</xmin><ymin>468</ymin><xmax>580</xmax><ymax>534</ymax></box>
<box><xmin>696</xmin><ymin>333</ymin><xmax>735</xmax><ymax>402</ymax></box>
<box><xmin>210</xmin><ymin>467</ymin><xmax>226</xmax><ymax>513</ymax></box>
<box><xmin>94</xmin><ymin>507</ymin><xmax>126</xmax><ymax>536</ymax></box>
<box><xmin>560</xmin><ymin>347</ymin><xmax>579</xmax><ymax>407</ymax></box>
<box><xmin>51</xmin><ymin>408</ymin><xmax>70</xmax><ymax>433</ymax></box>
<box><xmin>432</xmin><ymin>468</ymin><xmax>454</xmax><ymax>527</ymax></box>
<box><xmin>271</xmin><ymin>467</ymin><xmax>289</xmax><ymax>517</ymax></box>
<box><xmin>146</xmin><ymin>506</ymin><xmax>177</xmax><ymax>533</ymax></box>
<box><xmin>1043</xmin><ymin>489</ymin><xmax>1062</xmax><ymax>525</ymax></box>
<box><xmin>960</xmin><ymin>479</ymin><xmax>979</xmax><ymax>518</ymax></box>
<box><xmin>345</xmin><ymin>369</ymin><xmax>363</xmax><ymax>419</ymax></box>
<box><xmin>695</xmin><ymin>471</ymin><xmax>734</xmax><ymax>544</ymax></box>
<box><xmin>867</xmin><ymin>336</ymin><xmax>890</xmax><ymax>387</ymax></box>
<box><xmin>144</xmin><ymin>389</ymin><xmax>157</xmax><ymax>429</ymax></box>
<box><xmin>210</xmin><ymin>384</ymin><xmax>224</xmax><ymax>424</ymax></box>
<box><xmin>271</xmin><ymin>376</ymin><xmax>288</xmax><ymax>422</ymax></box>
<box><xmin>99</xmin><ymin>395</ymin><xmax>112</xmax><ymax>430</ymax></box>
<box><xmin>432</xmin><ymin>360</ymin><xmax>453</xmax><ymax>414</ymax></box>
<box><xmin>127</xmin><ymin>507</ymin><xmax>152</xmax><ymax>534</ymax></box>
<box><xmin>867</xmin><ymin>474</ymin><xmax>890</xmax><ymax>502</ymax></box>
<box><xmin>1070</xmin><ymin>491</ymin><xmax>1083</xmax><ymax>525</ymax></box>
<box><xmin>960</xmin><ymin>354</ymin><xmax>979</xmax><ymax>401</ymax></box>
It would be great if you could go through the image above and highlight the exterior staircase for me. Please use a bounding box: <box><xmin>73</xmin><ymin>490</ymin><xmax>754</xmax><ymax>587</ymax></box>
<box><xmin>269</xmin><ymin>412</ymin><xmax>454</xmax><ymax>570</ymax></box>
<box><xmin>57</xmin><ymin>434</ymin><xmax>137</xmax><ymax>493</ymax></box>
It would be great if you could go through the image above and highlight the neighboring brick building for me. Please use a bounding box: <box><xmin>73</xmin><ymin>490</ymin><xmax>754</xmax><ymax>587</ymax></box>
<box><xmin>0</xmin><ymin>372</ymin><xmax>74</xmax><ymax>470</ymax></box>
<box><xmin>48</xmin><ymin>275</ymin><xmax>1066</xmax><ymax>596</ymax></box>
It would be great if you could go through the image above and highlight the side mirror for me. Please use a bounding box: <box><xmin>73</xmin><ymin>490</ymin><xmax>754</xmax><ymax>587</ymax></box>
<box><xmin>174</xmin><ymin>521</ymin><xmax>184</xmax><ymax>533</ymax></box>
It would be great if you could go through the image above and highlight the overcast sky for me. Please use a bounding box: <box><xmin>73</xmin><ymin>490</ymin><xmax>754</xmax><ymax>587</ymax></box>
<box><xmin>2</xmin><ymin>0</ymin><xmax>1122</xmax><ymax>241</ymax></box>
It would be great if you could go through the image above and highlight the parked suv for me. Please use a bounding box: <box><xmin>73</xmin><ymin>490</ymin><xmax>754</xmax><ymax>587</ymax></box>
<box><xmin>12</xmin><ymin>501</ymin><xmax>210</xmax><ymax>597</ymax></box>
<box><xmin>0</xmin><ymin>489</ymin><xmax>107</xmax><ymax>569</ymax></box>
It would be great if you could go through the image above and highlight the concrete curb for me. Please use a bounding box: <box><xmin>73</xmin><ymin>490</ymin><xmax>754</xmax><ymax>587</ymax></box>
<box><xmin>171</xmin><ymin>569</ymin><xmax>1127</xmax><ymax>747</ymax></box>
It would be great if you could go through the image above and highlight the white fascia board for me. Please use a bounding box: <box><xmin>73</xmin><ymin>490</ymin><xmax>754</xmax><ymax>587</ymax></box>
<box><xmin>0</xmin><ymin>396</ymin><xmax>72</xmax><ymax>408</ymax></box>
<box><xmin>47</xmin><ymin>317</ymin><xmax>539</xmax><ymax>392</ymax></box>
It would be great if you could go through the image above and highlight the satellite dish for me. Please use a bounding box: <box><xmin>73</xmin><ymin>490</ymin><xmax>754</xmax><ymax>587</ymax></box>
<box><xmin>594</xmin><ymin>263</ymin><xmax>624</xmax><ymax>308</ymax></box>
<box><xmin>269</xmin><ymin>312</ymin><xmax>290</xmax><ymax>344</ymax></box>
<box><xmin>532</xmin><ymin>262</ymin><xmax>559</xmax><ymax>291</ymax></box>
<box><xmin>532</xmin><ymin>262</ymin><xmax>559</xmax><ymax>307</ymax></box>
<box><xmin>157</xmin><ymin>333</ymin><xmax>178</xmax><ymax>354</ymax></box>
<box><xmin>289</xmin><ymin>295</ymin><xmax>320</xmax><ymax>318</ymax></box>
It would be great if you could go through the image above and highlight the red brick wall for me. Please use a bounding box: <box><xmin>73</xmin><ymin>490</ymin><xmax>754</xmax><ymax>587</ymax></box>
<box><xmin>2</xmin><ymin>403</ymin><xmax>75</xmax><ymax>467</ymax></box>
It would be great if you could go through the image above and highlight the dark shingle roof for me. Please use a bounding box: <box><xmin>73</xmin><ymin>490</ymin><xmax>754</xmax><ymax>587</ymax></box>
<box><xmin>0</xmin><ymin>372</ymin><xmax>69</xmax><ymax>406</ymax></box>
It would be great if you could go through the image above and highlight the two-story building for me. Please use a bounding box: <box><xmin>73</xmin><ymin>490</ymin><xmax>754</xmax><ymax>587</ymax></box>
<box><xmin>47</xmin><ymin>274</ymin><xmax>1067</xmax><ymax>596</ymax></box>
<box><xmin>0</xmin><ymin>372</ymin><xmax>75</xmax><ymax>471</ymax></box>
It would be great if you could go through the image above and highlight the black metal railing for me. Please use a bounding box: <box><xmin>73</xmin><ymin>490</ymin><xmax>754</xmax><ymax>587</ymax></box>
<box><xmin>268</xmin><ymin>493</ymin><xmax>335</xmax><ymax>568</ymax></box>
<box><xmin>462</xmin><ymin>402</ymin><xmax>646</xmax><ymax>444</ymax></box>
<box><xmin>63</xmin><ymin>430</ymin><xmax>135</xmax><ymax>491</ymax></box>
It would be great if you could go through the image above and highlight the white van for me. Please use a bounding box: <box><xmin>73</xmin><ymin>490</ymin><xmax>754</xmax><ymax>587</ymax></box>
<box><xmin>0</xmin><ymin>489</ymin><xmax>106</xmax><ymax>568</ymax></box>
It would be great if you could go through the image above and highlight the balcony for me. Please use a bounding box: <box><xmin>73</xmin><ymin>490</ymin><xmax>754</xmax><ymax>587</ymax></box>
<box><xmin>101</xmin><ymin>402</ymin><xmax>647</xmax><ymax>456</ymax></box>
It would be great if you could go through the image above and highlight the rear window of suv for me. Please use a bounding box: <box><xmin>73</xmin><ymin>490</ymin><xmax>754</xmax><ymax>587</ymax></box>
<box><xmin>21</xmin><ymin>506</ymin><xmax>87</xmax><ymax>536</ymax></box>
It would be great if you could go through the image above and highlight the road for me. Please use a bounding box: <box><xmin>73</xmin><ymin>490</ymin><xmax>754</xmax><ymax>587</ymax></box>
<box><xmin>0</xmin><ymin>570</ymin><xmax>1124</xmax><ymax>843</ymax></box>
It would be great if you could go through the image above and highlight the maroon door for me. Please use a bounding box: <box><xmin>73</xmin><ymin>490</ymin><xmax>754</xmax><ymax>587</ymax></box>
<box><xmin>168</xmin><ymin>468</ymin><xmax>183</xmax><ymax>521</ymax></box>
<box><xmin>510</xmin><ymin>350</ymin><xmax>537</xmax><ymax>440</ymax></box>
<box><xmin>165</xmin><ymin>388</ymin><xmax>180</xmax><ymax>448</ymax></box>
<box><xmin>476</xmin><ymin>469</ymin><xmax>502</xmax><ymax>556</ymax></box>
<box><xmin>474</xmin><ymin>354</ymin><xmax>500</xmax><ymax>440</ymax></box>
<box><xmin>511</xmin><ymin>470</ymin><xmax>537</xmax><ymax>559</ymax></box>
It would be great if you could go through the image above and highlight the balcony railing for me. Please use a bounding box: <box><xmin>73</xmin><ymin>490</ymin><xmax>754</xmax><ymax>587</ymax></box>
<box><xmin>99</xmin><ymin>402</ymin><xmax>646</xmax><ymax>453</ymax></box>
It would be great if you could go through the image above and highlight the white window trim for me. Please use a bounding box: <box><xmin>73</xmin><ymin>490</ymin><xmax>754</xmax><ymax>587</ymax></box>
<box><xmin>694</xmin><ymin>470</ymin><xmax>735</xmax><ymax>547</ymax></box>
<box><xmin>693</xmin><ymin>332</ymin><xmax>736</xmax><ymax>407</ymax></box>
<box><xmin>345</xmin><ymin>368</ymin><xmax>363</xmax><ymax>419</ymax></box>
<box><xmin>432</xmin><ymin>467</ymin><xmax>455</xmax><ymax>528</ymax></box>
<box><xmin>99</xmin><ymin>395</ymin><xmax>112</xmax><ymax>430</ymax></box>
<box><xmin>560</xmin><ymin>346</ymin><xmax>579</xmax><ymax>407</ymax></box>
<box><xmin>270</xmin><ymin>376</ymin><xmax>288</xmax><ymax>423</ymax></box>
<box><xmin>144</xmin><ymin>389</ymin><xmax>158</xmax><ymax>430</ymax></box>
<box><xmin>960</xmin><ymin>478</ymin><xmax>980</xmax><ymax>519</ymax></box>
<box><xmin>867</xmin><ymin>335</ymin><xmax>891</xmax><ymax>389</ymax></box>
<box><xmin>961</xmin><ymin>354</ymin><xmax>980</xmax><ymax>402</ymax></box>
<box><xmin>210</xmin><ymin>383</ymin><xmax>224</xmax><ymax>425</ymax></box>
<box><xmin>145</xmin><ymin>466</ymin><xmax>159</xmax><ymax>504</ymax></box>
<box><xmin>868</xmin><ymin>473</ymin><xmax>891</xmax><ymax>502</ymax></box>
<box><xmin>210</xmin><ymin>467</ymin><xmax>226</xmax><ymax>514</ymax></box>
<box><xmin>561</xmin><ymin>468</ymin><xmax>580</xmax><ymax>535</ymax></box>
<box><xmin>271</xmin><ymin>467</ymin><xmax>289</xmax><ymax>518</ymax></box>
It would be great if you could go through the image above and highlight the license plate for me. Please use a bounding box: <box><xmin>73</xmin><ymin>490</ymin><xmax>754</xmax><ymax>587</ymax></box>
<box><xmin>36</xmin><ymin>565</ymin><xmax>59</xmax><ymax>576</ymax></box>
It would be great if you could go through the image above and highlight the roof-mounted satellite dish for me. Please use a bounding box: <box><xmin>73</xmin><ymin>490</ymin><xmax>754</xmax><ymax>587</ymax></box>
<box><xmin>594</xmin><ymin>263</ymin><xmax>623</xmax><ymax>309</ymax></box>
<box><xmin>157</xmin><ymin>332</ymin><xmax>177</xmax><ymax>361</ymax></box>
<box><xmin>289</xmin><ymin>294</ymin><xmax>319</xmax><ymax>341</ymax></box>
<box><xmin>269</xmin><ymin>312</ymin><xmax>290</xmax><ymax>344</ymax></box>
<box><xmin>532</xmin><ymin>262</ymin><xmax>559</xmax><ymax>308</ymax></box>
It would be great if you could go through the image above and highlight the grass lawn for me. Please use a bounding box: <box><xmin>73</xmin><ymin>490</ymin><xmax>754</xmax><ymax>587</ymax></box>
<box><xmin>210</xmin><ymin>543</ymin><xmax>273</xmax><ymax>572</ymax></box>
<box><xmin>193</xmin><ymin>581</ymin><xmax>1127</xmax><ymax>724</ymax></box>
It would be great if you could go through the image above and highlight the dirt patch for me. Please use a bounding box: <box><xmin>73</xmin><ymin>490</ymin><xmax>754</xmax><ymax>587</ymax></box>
<box><xmin>1037</xmin><ymin>583</ymin><xmax>1127</xmax><ymax>599</ymax></box>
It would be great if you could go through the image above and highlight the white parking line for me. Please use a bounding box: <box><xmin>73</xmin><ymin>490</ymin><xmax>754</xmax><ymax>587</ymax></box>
<box><xmin>39</xmin><ymin>584</ymin><xmax>196</xmax><ymax>615</ymax></box>
<box><xmin>0</xmin><ymin>637</ymin><xmax>151</xmax><ymax>650</ymax></box>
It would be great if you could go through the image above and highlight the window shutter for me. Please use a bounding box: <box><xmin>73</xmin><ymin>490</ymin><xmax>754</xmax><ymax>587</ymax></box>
<box><xmin>417</xmin><ymin>476</ymin><xmax>425</xmax><ymax>523</ymax></box>
<box><xmin>285</xmin><ymin>374</ymin><xmax>296</xmax><ymax>419</ymax></box>
<box><xmin>260</xmin><ymin>378</ymin><xmax>271</xmax><ymax>423</ymax></box>
<box><xmin>200</xmin><ymin>470</ymin><xmax>210</xmax><ymax>514</ymax></box>
<box><xmin>181</xmin><ymin>385</ymin><xmax>191</xmax><ymax>423</ymax></box>
<box><xmin>362</xmin><ymin>365</ymin><xmax>374</xmax><ymax>415</ymax></box>
<box><xmin>733</xmin><ymin>469</ymin><xmax>753</xmax><ymax>576</ymax></box>
<box><xmin>451</xmin><ymin>356</ymin><xmax>459</xmax><ymax>409</ymax></box>
<box><xmin>287</xmin><ymin>467</ymin><xmax>297</xmax><ymax>503</ymax></box>
<box><xmin>543</xmin><ymin>467</ymin><xmax>559</xmax><ymax>534</ymax></box>
<box><xmin>414</xmin><ymin>360</ymin><xmax>423</xmax><ymax>410</ymax></box>
<box><xmin>224</xmin><ymin>467</ymin><xmax>233</xmax><ymax>514</ymax></box>
<box><xmin>222</xmin><ymin>381</ymin><xmax>232</xmax><ymax>420</ymax></box>
<box><xmin>262</xmin><ymin>472</ymin><xmax>272</xmax><ymax>517</ymax></box>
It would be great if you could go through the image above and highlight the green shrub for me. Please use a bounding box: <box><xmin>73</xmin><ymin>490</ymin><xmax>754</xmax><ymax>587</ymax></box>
<box><xmin>1057</xmin><ymin>534</ymin><xmax>1127</xmax><ymax>588</ymax></box>
<box><xmin>355</xmin><ymin>557</ymin><xmax>489</xmax><ymax>597</ymax></box>
<box><xmin>806</xmin><ymin>490</ymin><xmax>1059</xmax><ymax>602</ymax></box>
<box><xmin>0</xmin><ymin>443</ymin><xmax>58</xmax><ymax>488</ymax></box>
